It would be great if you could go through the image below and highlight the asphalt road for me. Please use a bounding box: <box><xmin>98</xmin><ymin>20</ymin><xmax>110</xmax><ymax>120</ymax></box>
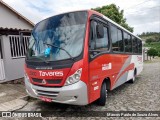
<box><xmin>3</xmin><ymin>59</ymin><xmax>160</xmax><ymax>120</ymax></box>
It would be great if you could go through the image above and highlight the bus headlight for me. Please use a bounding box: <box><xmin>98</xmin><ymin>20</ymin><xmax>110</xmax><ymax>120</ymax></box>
<box><xmin>64</xmin><ymin>68</ymin><xmax>82</xmax><ymax>86</ymax></box>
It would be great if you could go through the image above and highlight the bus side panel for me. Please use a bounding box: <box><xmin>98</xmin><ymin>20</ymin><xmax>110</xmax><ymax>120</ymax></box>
<box><xmin>135</xmin><ymin>55</ymin><xmax>143</xmax><ymax>75</ymax></box>
<box><xmin>112</xmin><ymin>54</ymin><xmax>143</xmax><ymax>89</ymax></box>
<box><xmin>126</xmin><ymin>55</ymin><xmax>143</xmax><ymax>82</ymax></box>
<box><xmin>110</xmin><ymin>55</ymin><xmax>135</xmax><ymax>90</ymax></box>
<box><xmin>88</xmin><ymin>54</ymin><xmax>129</xmax><ymax>103</ymax></box>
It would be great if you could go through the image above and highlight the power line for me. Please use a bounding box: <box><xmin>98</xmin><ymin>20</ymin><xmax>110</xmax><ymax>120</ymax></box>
<box><xmin>124</xmin><ymin>0</ymin><xmax>152</xmax><ymax>10</ymax></box>
<box><xmin>125</xmin><ymin>5</ymin><xmax>160</xmax><ymax>15</ymax></box>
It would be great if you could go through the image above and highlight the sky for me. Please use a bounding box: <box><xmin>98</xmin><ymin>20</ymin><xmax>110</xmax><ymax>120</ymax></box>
<box><xmin>3</xmin><ymin>0</ymin><xmax>160</xmax><ymax>35</ymax></box>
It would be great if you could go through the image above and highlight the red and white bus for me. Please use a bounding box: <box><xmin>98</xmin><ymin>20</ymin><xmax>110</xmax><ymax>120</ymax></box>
<box><xmin>24</xmin><ymin>10</ymin><xmax>143</xmax><ymax>106</ymax></box>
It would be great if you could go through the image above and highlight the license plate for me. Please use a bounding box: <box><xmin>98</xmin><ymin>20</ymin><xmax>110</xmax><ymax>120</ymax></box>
<box><xmin>40</xmin><ymin>96</ymin><xmax>52</xmax><ymax>102</ymax></box>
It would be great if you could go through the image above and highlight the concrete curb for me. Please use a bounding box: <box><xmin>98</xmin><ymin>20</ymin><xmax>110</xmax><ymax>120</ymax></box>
<box><xmin>19</xmin><ymin>95</ymin><xmax>30</xmax><ymax>101</ymax></box>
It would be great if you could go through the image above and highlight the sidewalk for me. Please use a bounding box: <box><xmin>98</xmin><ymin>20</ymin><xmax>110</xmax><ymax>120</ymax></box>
<box><xmin>0</xmin><ymin>79</ymin><xmax>28</xmax><ymax>111</ymax></box>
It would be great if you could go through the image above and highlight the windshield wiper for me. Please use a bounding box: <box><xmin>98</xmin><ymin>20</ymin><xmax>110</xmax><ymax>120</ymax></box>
<box><xmin>35</xmin><ymin>57</ymin><xmax>49</xmax><ymax>64</ymax></box>
<box><xmin>43</xmin><ymin>42</ymin><xmax>75</xmax><ymax>61</ymax></box>
<box><xmin>27</xmin><ymin>54</ymin><xmax>49</xmax><ymax>64</ymax></box>
<box><xmin>26</xmin><ymin>49</ymin><xmax>49</xmax><ymax>63</ymax></box>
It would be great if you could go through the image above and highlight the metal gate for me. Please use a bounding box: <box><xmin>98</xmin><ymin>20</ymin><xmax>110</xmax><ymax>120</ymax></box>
<box><xmin>0</xmin><ymin>36</ymin><xmax>5</xmax><ymax>80</ymax></box>
<box><xmin>9</xmin><ymin>35</ymin><xmax>30</xmax><ymax>58</ymax></box>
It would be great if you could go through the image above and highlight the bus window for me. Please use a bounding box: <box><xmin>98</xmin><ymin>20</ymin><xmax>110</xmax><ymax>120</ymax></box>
<box><xmin>111</xmin><ymin>25</ymin><xmax>118</xmax><ymax>51</ymax></box>
<box><xmin>89</xmin><ymin>21</ymin><xmax>95</xmax><ymax>50</ymax></box>
<box><xmin>89</xmin><ymin>21</ymin><xmax>109</xmax><ymax>58</ymax></box>
<box><xmin>111</xmin><ymin>25</ymin><xmax>124</xmax><ymax>52</ymax></box>
<box><xmin>95</xmin><ymin>26</ymin><xmax>109</xmax><ymax>51</ymax></box>
<box><xmin>132</xmin><ymin>37</ymin><xmax>138</xmax><ymax>53</ymax></box>
<box><xmin>128</xmin><ymin>35</ymin><xmax>132</xmax><ymax>52</ymax></box>
<box><xmin>138</xmin><ymin>39</ymin><xmax>142</xmax><ymax>54</ymax></box>
<box><xmin>124</xmin><ymin>32</ymin><xmax>128</xmax><ymax>52</ymax></box>
<box><xmin>118</xmin><ymin>29</ymin><xmax>124</xmax><ymax>52</ymax></box>
<box><xmin>124</xmin><ymin>33</ymin><xmax>132</xmax><ymax>53</ymax></box>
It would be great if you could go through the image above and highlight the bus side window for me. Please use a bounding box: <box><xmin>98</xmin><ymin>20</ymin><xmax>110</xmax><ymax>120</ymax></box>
<box><xmin>128</xmin><ymin>35</ymin><xmax>132</xmax><ymax>53</ymax></box>
<box><xmin>132</xmin><ymin>37</ymin><xmax>136</xmax><ymax>53</ymax></box>
<box><xmin>89</xmin><ymin>21</ymin><xmax>109</xmax><ymax>58</ymax></box>
<box><xmin>89</xmin><ymin>21</ymin><xmax>95</xmax><ymax>50</ymax></box>
<box><xmin>124</xmin><ymin>32</ymin><xmax>128</xmax><ymax>52</ymax></box>
<box><xmin>111</xmin><ymin>25</ymin><xmax>124</xmax><ymax>52</ymax></box>
<box><xmin>138</xmin><ymin>39</ymin><xmax>142</xmax><ymax>54</ymax></box>
<box><xmin>95</xmin><ymin>26</ymin><xmax>109</xmax><ymax>51</ymax></box>
<box><xmin>124</xmin><ymin>32</ymin><xmax>132</xmax><ymax>53</ymax></box>
<box><xmin>89</xmin><ymin>21</ymin><xmax>97</xmax><ymax>58</ymax></box>
<box><xmin>132</xmin><ymin>37</ymin><xmax>138</xmax><ymax>53</ymax></box>
<box><xmin>135</xmin><ymin>38</ymin><xmax>138</xmax><ymax>53</ymax></box>
<box><xmin>111</xmin><ymin>25</ymin><xmax>118</xmax><ymax>51</ymax></box>
<box><xmin>118</xmin><ymin>29</ymin><xmax>123</xmax><ymax>52</ymax></box>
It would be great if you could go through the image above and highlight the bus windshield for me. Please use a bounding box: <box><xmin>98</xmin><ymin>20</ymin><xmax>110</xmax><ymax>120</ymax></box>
<box><xmin>27</xmin><ymin>11</ymin><xmax>87</xmax><ymax>62</ymax></box>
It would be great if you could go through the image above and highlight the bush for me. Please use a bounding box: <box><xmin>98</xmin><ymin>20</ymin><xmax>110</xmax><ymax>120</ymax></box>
<box><xmin>147</xmin><ymin>48</ymin><xmax>158</xmax><ymax>58</ymax></box>
<box><xmin>146</xmin><ymin>38</ymin><xmax>153</xmax><ymax>44</ymax></box>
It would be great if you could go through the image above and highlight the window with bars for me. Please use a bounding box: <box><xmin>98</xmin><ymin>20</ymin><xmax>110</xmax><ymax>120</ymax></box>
<box><xmin>9</xmin><ymin>35</ymin><xmax>30</xmax><ymax>58</ymax></box>
<box><xmin>0</xmin><ymin>38</ymin><xmax>3</xmax><ymax>59</ymax></box>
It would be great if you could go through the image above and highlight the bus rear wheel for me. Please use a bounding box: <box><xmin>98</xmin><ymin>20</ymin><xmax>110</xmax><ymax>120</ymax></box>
<box><xmin>130</xmin><ymin>69</ymin><xmax>136</xmax><ymax>83</ymax></box>
<box><xmin>97</xmin><ymin>82</ymin><xmax>107</xmax><ymax>106</ymax></box>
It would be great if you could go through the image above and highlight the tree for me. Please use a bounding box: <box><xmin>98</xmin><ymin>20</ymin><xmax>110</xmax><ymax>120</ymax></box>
<box><xmin>92</xmin><ymin>4</ymin><xmax>134</xmax><ymax>32</ymax></box>
<box><xmin>146</xmin><ymin>38</ymin><xmax>154</xmax><ymax>44</ymax></box>
<box><xmin>147</xmin><ymin>48</ymin><xmax>158</xmax><ymax>58</ymax></box>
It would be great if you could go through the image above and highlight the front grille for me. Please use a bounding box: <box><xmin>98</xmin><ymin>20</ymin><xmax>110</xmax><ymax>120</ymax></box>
<box><xmin>32</xmin><ymin>78</ymin><xmax>62</xmax><ymax>85</ymax></box>
<box><xmin>32</xmin><ymin>78</ymin><xmax>42</xmax><ymax>83</ymax></box>
<box><xmin>36</xmin><ymin>89</ymin><xmax>59</xmax><ymax>98</ymax></box>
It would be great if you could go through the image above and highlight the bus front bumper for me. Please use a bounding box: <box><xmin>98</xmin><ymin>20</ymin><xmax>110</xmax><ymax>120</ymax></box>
<box><xmin>25</xmin><ymin>78</ymin><xmax>88</xmax><ymax>105</ymax></box>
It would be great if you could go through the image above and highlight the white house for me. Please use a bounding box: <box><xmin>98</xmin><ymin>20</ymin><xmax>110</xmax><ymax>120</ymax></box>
<box><xmin>0</xmin><ymin>0</ymin><xmax>34</xmax><ymax>82</ymax></box>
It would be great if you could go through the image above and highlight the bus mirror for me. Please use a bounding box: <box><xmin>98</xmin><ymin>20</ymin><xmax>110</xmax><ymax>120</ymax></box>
<box><xmin>96</xmin><ymin>24</ymin><xmax>104</xmax><ymax>38</ymax></box>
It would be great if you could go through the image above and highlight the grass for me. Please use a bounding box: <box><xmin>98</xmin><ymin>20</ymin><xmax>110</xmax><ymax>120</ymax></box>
<box><xmin>144</xmin><ymin>57</ymin><xmax>160</xmax><ymax>63</ymax></box>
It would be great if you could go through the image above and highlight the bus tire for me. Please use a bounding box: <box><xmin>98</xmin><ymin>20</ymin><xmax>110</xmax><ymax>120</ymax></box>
<box><xmin>97</xmin><ymin>82</ymin><xmax>107</xmax><ymax>106</ymax></box>
<box><xmin>130</xmin><ymin>69</ymin><xmax>136</xmax><ymax>83</ymax></box>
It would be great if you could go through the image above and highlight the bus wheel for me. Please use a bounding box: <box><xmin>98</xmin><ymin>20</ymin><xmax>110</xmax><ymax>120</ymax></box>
<box><xmin>97</xmin><ymin>82</ymin><xmax>107</xmax><ymax>106</ymax></box>
<box><xmin>130</xmin><ymin>69</ymin><xmax>136</xmax><ymax>83</ymax></box>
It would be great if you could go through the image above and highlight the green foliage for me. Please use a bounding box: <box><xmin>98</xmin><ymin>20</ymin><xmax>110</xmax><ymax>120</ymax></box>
<box><xmin>142</xmin><ymin>32</ymin><xmax>160</xmax><ymax>57</ymax></box>
<box><xmin>158</xmin><ymin>53</ymin><xmax>160</xmax><ymax>57</ymax></box>
<box><xmin>146</xmin><ymin>38</ymin><xmax>154</xmax><ymax>44</ymax></box>
<box><xmin>139</xmin><ymin>32</ymin><xmax>160</xmax><ymax>42</ymax></box>
<box><xmin>139</xmin><ymin>32</ymin><xmax>160</xmax><ymax>37</ymax></box>
<box><xmin>92</xmin><ymin>4</ymin><xmax>134</xmax><ymax>32</ymax></box>
<box><xmin>144</xmin><ymin>42</ymin><xmax>160</xmax><ymax>54</ymax></box>
<box><xmin>147</xmin><ymin>48</ymin><xmax>158</xmax><ymax>57</ymax></box>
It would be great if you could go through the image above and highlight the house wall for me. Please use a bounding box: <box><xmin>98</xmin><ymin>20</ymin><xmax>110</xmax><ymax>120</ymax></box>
<box><xmin>0</xmin><ymin>1</ymin><xmax>34</xmax><ymax>82</ymax></box>
<box><xmin>0</xmin><ymin>3</ymin><xmax>33</xmax><ymax>30</ymax></box>
<box><xmin>1</xmin><ymin>35</ymin><xmax>25</xmax><ymax>81</ymax></box>
<box><xmin>0</xmin><ymin>35</ymin><xmax>5</xmax><ymax>81</ymax></box>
